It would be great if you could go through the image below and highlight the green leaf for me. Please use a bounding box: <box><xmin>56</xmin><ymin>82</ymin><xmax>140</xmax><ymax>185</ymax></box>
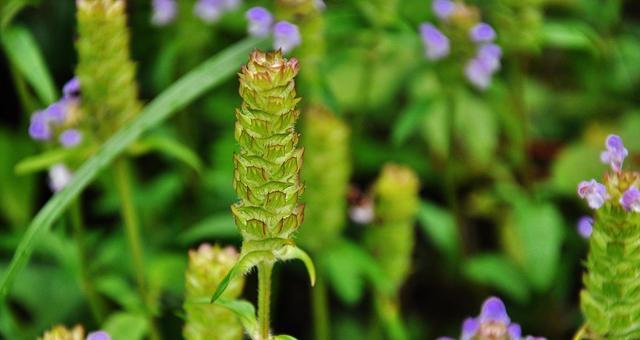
<box><xmin>550</xmin><ymin>143</ymin><xmax>602</xmax><ymax>195</ymax></box>
<box><xmin>214</xmin><ymin>299</ymin><xmax>259</xmax><ymax>337</ymax></box>
<box><xmin>273</xmin><ymin>335</ymin><xmax>298</xmax><ymax>340</ymax></box>
<box><xmin>1</xmin><ymin>0</ymin><xmax>38</xmax><ymax>29</ymax></box>
<box><xmin>1</xmin><ymin>25</ymin><xmax>57</xmax><ymax>105</ymax></box>
<box><xmin>276</xmin><ymin>245</ymin><xmax>316</xmax><ymax>287</ymax></box>
<box><xmin>506</xmin><ymin>200</ymin><xmax>565</xmax><ymax>291</ymax></box>
<box><xmin>392</xmin><ymin>100</ymin><xmax>429</xmax><ymax>146</ymax></box>
<box><xmin>416</xmin><ymin>201</ymin><xmax>459</xmax><ymax>260</ymax></box>
<box><xmin>463</xmin><ymin>254</ymin><xmax>530</xmax><ymax>303</ymax></box>
<box><xmin>15</xmin><ymin>146</ymin><xmax>95</xmax><ymax>175</ymax></box>
<box><xmin>178</xmin><ymin>213</ymin><xmax>239</xmax><ymax>245</ymax></box>
<box><xmin>455</xmin><ymin>91</ymin><xmax>498</xmax><ymax>168</ymax></box>
<box><xmin>420</xmin><ymin>98</ymin><xmax>449</xmax><ymax>158</ymax></box>
<box><xmin>0</xmin><ymin>36</ymin><xmax>269</xmax><ymax>299</ymax></box>
<box><xmin>542</xmin><ymin>20</ymin><xmax>598</xmax><ymax>52</ymax></box>
<box><xmin>129</xmin><ymin>134</ymin><xmax>202</xmax><ymax>172</ymax></box>
<box><xmin>102</xmin><ymin>312</ymin><xmax>148</xmax><ymax>340</ymax></box>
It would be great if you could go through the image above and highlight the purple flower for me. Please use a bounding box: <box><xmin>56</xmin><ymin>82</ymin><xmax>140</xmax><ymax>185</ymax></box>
<box><xmin>470</xmin><ymin>23</ymin><xmax>497</xmax><ymax>43</ymax></box>
<box><xmin>477</xmin><ymin>43</ymin><xmax>502</xmax><ymax>73</ymax></box>
<box><xmin>194</xmin><ymin>0</ymin><xmax>225</xmax><ymax>23</ymax></box>
<box><xmin>246</xmin><ymin>7</ymin><xmax>273</xmax><ymax>37</ymax></box>
<box><xmin>273</xmin><ymin>21</ymin><xmax>301</xmax><ymax>53</ymax></box>
<box><xmin>433</xmin><ymin>0</ymin><xmax>455</xmax><ymax>20</ymax></box>
<box><xmin>28</xmin><ymin>111</ymin><xmax>52</xmax><ymax>141</ymax></box>
<box><xmin>465</xmin><ymin>57</ymin><xmax>492</xmax><ymax>89</ymax></box>
<box><xmin>600</xmin><ymin>134</ymin><xmax>628</xmax><ymax>172</ymax></box>
<box><xmin>43</xmin><ymin>100</ymin><xmax>68</xmax><ymax>125</ymax></box>
<box><xmin>86</xmin><ymin>331</ymin><xmax>111</xmax><ymax>340</ymax></box>
<box><xmin>420</xmin><ymin>23</ymin><xmax>450</xmax><ymax>60</ymax></box>
<box><xmin>577</xmin><ymin>216</ymin><xmax>594</xmax><ymax>238</ymax></box>
<box><xmin>577</xmin><ymin>179</ymin><xmax>610</xmax><ymax>209</ymax></box>
<box><xmin>620</xmin><ymin>186</ymin><xmax>640</xmax><ymax>212</ymax></box>
<box><xmin>49</xmin><ymin>164</ymin><xmax>73</xmax><ymax>192</ymax></box>
<box><xmin>59</xmin><ymin>129</ymin><xmax>83</xmax><ymax>148</ymax></box>
<box><xmin>151</xmin><ymin>0</ymin><xmax>177</xmax><ymax>27</ymax></box>
<box><xmin>63</xmin><ymin>77</ymin><xmax>80</xmax><ymax>99</ymax></box>
<box><xmin>458</xmin><ymin>297</ymin><xmax>522</xmax><ymax>340</ymax></box>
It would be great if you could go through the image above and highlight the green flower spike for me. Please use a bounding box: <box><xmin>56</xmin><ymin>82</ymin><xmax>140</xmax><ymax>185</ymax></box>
<box><xmin>76</xmin><ymin>0</ymin><xmax>142</xmax><ymax>140</ymax></box>
<box><xmin>366</xmin><ymin>164</ymin><xmax>420</xmax><ymax>340</ymax></box>
<box><xmin>578</xmin><ymin>135</ymin><xmax>640</xmax><ymax>339</ymax></box>
<box><xmin>211</xmin><ymin>50</ymin><xmax>315</xmax><ymax>340</ymax></box>
<box><xmin>184</xmin><ymin>244</ymin><xmax>245</xmax><ymax>340</ymax></box>
<box><xmin>297</xmin><ymin>105</ymin><xmax>351</xmax><ymax>252</ymax></box>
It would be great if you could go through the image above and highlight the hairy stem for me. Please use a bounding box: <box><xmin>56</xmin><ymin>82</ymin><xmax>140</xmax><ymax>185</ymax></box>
<box><xmin>69</xmin><ymin>198</ymin><xmax>106</xmax><ymax>324</ymax></box>
<box><xmin>258</xmin><ymin>262</ymin><xmax>274</xmax><ymax>340</ymax></box>
<box><xmin>113</xmin><ymin>158</ymin><xmax>161</xmax><ymax>340</ymax></box>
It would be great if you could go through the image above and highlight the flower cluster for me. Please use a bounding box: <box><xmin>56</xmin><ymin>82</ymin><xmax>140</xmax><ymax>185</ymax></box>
<box><xmin>28</xmin><ymin>77</ymin><xmax>83</xmax><ymax>148</ymax></box>
<box><xmin>577</xmin><ymin>135</ymin><xmax>638</xmax><ymax>212</ymax></box>
<box><xmin>39</xmin><ymin>325</ymin><xmax>110</xmax><ymax>340</ymax></box>
<box><xmin>420</xmin><ymin>0</ymin><xmax>503</xmax><ymax>90</ymax></box>
<box><xmin>245</xmin><ymin>7</ymin><xmax>301</xmax><ymax>53</ymax></box>
<box><xmin>151</xmin><ymin>0</ymin><xmax>242</xmax><ymax>26</ymax></box>
<box><xmin>438</xmin><ymin>297</ymin><xmax>545</xmax><ymax>340</ymax></box>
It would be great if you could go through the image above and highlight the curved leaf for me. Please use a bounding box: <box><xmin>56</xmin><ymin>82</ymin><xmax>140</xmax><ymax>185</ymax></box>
<box><xmin>276</xmin><ymin>245</ymin><xmax>316</xmax><ymax>287</ymax></box>
<box><xmin>0</xmin><ymin>36</ymin><xmax>269</xmax><ymax>299</ymax></box>
<box><xmin>214</xmin><ymin>299</ymin><xmax>258</xmax><ymax>338</ymax></box>
<box><xmin>210</xmin><ymin>250</ymin><xmax>275</xmax><ymax>303</ymax></box>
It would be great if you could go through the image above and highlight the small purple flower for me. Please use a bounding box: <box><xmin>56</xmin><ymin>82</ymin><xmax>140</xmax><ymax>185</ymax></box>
<box><xmin>478</xmin><ymin>296</ymin><xmax>510</xmax><ymax>324</ymax></box>
<box><xmin>470</xmin><ymin>23</ymin><xmax>497</xmax><ymax>43</ymax></box>
<box><xmin>433</xmin><ymin>0</ymin><xmax>455</xmax><ymax>20</ymax></box>
<box><xmin>461</xmin><ymin>317</ymin><xmax>480</xmax><ymax>340</ymax></box>
<box><xmin>457</xmin><ymin>297</ymin><xmax>523</xmax><ymax>340</ymax></box>
<box><xmin>151</xmin><ymin>0</ymin><xmax>177</xmax><ymax>27</ymax></box>
<box><xmin>420</xmin><ymin>23</ymin><xmax>450</xmax><ymax>60</ymax></box>
<box><xmin>477</xmin><ymin>43</ymin><xmax>502</xmax><ymax>73</ymax></box>
<box><xmin>577</xmin><ymin>179</ymin><xmax>610</xmax><ymax>209</ymax></box>
<box><xmin>465</xmin><ymin>57</ymin><xmax>492</xmax><ymax>89</ymax></box>
<box><xmin>49</xmin><ymin>164</ymin><xmax>73</xmax><ymax>192</ymax></box>
<box><xmin>28</xmin><ymin>112</ymin><xmax>52</xmax><ymax>141</ymax></box>
<box><xmin>63</xmin><ymin>77</ymin><xmax>80</xmax><ymax>99</ymax></box>
<box><xmin>59</xmin><ymin>129</ymin><xmax>83</xmax><ymax>148</ymax></box>
<box><xmin>577</xmin><ymin>216</ymin><xmax>594</xmax><ymax>238</ymax></box>
<box><xmin>273</xmin><ymin>21</ymin><xmax>301</xmax><ymax>53</ymax></box>
<box><xmin>194</xmin><ymin>0</ymin><xmax>225</xmax><ymax>23</ymax></box>
<box><xmin>246</xmin><ymin>7</ymin><xmax>273</xmax><ymax>37</ymax></box>
<box><xmin>600</xmin><ymin>134</ymin><xmax>628</xmax><ymax>172</ymax></box>
<box><xmin>43</xmin><ymin>100</ymin><xmax>67</xmax><ymax>125</ymax></box>
<box><xmin>86</xmin><ymin>330</ymin><xmax>111</xmax><ymax>340</ymax></box>
<box><xmin>620</xmin><ymin>186</ymin><xmax>640</xmax><ymax>212</ymax></box>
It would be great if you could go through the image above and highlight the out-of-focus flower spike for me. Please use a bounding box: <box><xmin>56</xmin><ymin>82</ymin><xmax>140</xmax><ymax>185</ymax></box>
<box><xmin>59</xmin><ymin>129</ymin><xmax>83</xmax><ymax>148</ymax></box>
<box><xmin>577</xmin><ymin>179</ymin><xmax>610</xmax><ymax>209</ymax></box>
<box><xmin>465</xmin><ymin>58</ymin><xmax>492</xmax><ymax>90</ymax></box>
<box><xmin>470</xmin><ymin>22</ymin><xmax>497</xmax><ymax>43</ymax></box>
<box><xmin>477</xmin><ymin>43</ymin><xmax>502</xmax><ymax>73</ymax></box>
<box><xmin>273</xmin><ymin>21</ymin><xmax>301</xmax><ymax>53</ymax></box>
<box><xmin>246</xmin><ymin>7</ymin><xmax>273</xmax><ymax>37</ymax></box>
<box><xmin>63</xmin><ymin>77</ymin><xmax>81</xmax><ymax>99</ymax></box>
<box><xmin>151</xmin><ymin>0</ymin><xmax>178</xmax><ymax>26</ymax></box>
<box><xmin>29</xmin><ymin>112</ymin><xmax>52</xmax><ymax>141</ymax></box>
<box><xmin>600</xmin><ymin>134</ymin><xmax>628</xmax><ymax>172</ymax></box>
<box><xmin>39</xmin><ymin>325</ymin><xmax>84</xmax><ymax>340</ymax></box>
<box><xmin>420</xmin><ymin>23</ymin><xmax>450</xmax><ymax>60</ymax></box>
<box><xmin>577</xmin><ymin>216</ymin><xmax>594</xmax><ymax>238</ymax></box>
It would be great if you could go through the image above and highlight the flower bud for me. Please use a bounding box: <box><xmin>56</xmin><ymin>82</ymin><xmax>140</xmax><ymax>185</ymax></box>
<box><xmin>184</xmin><ymin>244</ymin><xmax>244</xmax><ymax>340</ymax></box>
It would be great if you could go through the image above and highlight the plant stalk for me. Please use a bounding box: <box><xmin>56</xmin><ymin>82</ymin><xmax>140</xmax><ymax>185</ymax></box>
<box><xmin>312</xmin><ymin>275</ymin><xmax>330</xmax><ymax>340</ymax></box>
<box><xmin>258</xmin><ymin>261</ymin><xmax>274</xmax><ymax>340</ymax></box>
<box><xmin>113</xmin><ymin>158</ymin><xmax>161</xmax><ymax>340</ymax></box>
<box><xmin>69</xmin><ymin>198</ymin><xmax>106</xmax><ymax>324</ymax></box>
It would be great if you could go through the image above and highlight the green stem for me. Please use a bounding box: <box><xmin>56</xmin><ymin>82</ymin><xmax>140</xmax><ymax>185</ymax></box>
<box><xmin>374</xmin><ymin>294</ymin><xmax>407</xmax><ymax>340</ymax></box>
<box><xmin>258</xmin><ymin>262</ymin><xmax>274</xmax><ymax>340</ymax></box>
<box><xmin>311</xmin><ymin>275</ymin><xmax>330</xmax><ymax>340</ymax></box>
<box><xmin>113</xmin><ymin>158</ymin><xmax>161</xmax><ymax>340</ymax></box>
<box><xmin>69</xmin><ymin>199</ymin><xmax>106</xmax><ymax>324</ymax></box>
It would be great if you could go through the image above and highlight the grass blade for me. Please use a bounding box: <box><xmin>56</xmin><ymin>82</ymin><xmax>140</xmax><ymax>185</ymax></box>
<box><xmin>0</xmin><ymin>36</ymin><xmax>268</xmax><ymax>298</ymax></box>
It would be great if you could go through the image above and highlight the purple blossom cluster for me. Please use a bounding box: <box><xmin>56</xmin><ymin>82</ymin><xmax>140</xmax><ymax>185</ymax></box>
<box><xmin>577</xmin><ymin>135</ymin><xmax>639</xmax><ymax>213</ymax></box>
<box><xmin>438</xmin><ymin>297</ymin><xmax>546</xmax><ymax>340</ymax></box>
<box><xmin>86</xmin><ymin>330</ymin><xmax>111</xmax><ymax>340</ymax></box>
<box><xmin>245</xmin><ymin>7</ymin><xmax>301</xmax><ymax>54</ymax></box>
<box><xmin>28</xmin><ymin>77</ymin><xmax>83</xmax><ymax>149</ymax></box>
<box><xmin>151</xmin><ymin>0</ymin><xmax>242</xmax><ymax>26</ymax></box>
<box><xmin>420</xmin><ymin>0</ymin><xmax>502</xmax><ymax>90</ymax></box>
